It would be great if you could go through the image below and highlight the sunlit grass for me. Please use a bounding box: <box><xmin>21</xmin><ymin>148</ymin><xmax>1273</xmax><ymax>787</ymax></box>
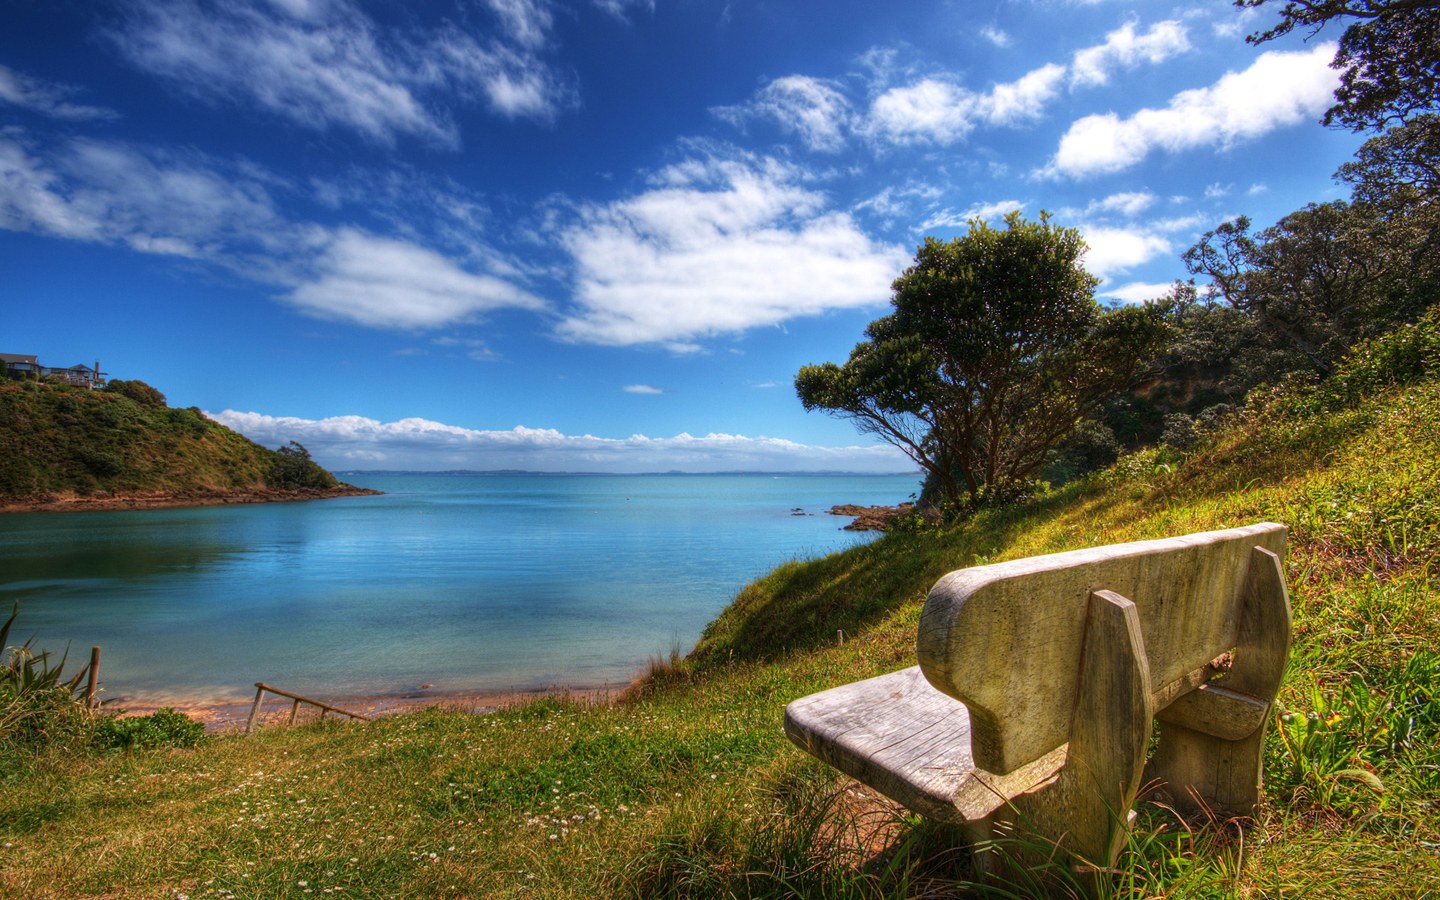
<box><xmin>4</xmin><ymin>371</ymin><xmax>1439</xmax><ymax>897</ymax></box>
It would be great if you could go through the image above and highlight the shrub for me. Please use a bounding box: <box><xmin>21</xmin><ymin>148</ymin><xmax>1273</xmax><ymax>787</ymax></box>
<box><xmin>92</xmin><ymin>708</ymin><xmax>206</xmax><ymax>751</ymax></box>
<box><xmin>106</xmin><ymin>379</ymin><xmax>167</xmax><ymax>409</ymax></box>
<box><xmin>0</xmin><ymin>603</ymin><xmax>92</xmax><ymax>753</ymax></box>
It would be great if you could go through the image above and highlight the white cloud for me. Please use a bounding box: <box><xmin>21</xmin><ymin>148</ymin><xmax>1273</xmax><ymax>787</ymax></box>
<box><xmin>1080</xmin><ymin>225</ymin><xmax>1171</xmax><ymax>278</ymax></box>
<box><xmin>1100</xmin><ymin>280</ymin><xmax>1177</xmax><ymax>304</ymax></box>
<box><xmin>0</xmin><ymin>135</ymin><xmax>292</xmax><ymax>257</ymax></box>
<box><xmin>982</xmin><ymin>64</ymin><xmax>1066</xmax><ymax>125</ymax></box>
<box><xmin>716</xmin><ymin>75</ymin><xmax>853</xmax><ymax>152</ymax></box>
<box><xmin>557</xmin><ymin>155</ymin><xmax>908</xmax><ymax>348</ymax></box>
<box><xmin>209</xmin><ymin>409</ymin><xmax>914</xmax><ymax>473</ymax></box>
<box><xmin>107</xmin><ymin>0</ymin><xmax>574</xmax><ymax>146</ymax></box>
<box><xmin>591</xmin><ymin>0</ymin><xmax>654</xmax><ymax>19</ymax></box>
<box><xmin>865</xmin><ymin>79</ymin><xmax>975</xmax><ymax>145</ymax></box>
<box><xmin>0</xmin><ymin>64</ymin><xmax>118</xmax><ymax>122</ymax></box>
<box><xmin>921</xmin><ymin>199</ymin><xmax>1024</xmax><ymax>231</ymax></box>
<box><xmin>623</xmin><ymin>384</ymin><xmax>663</xmax><ymax>395</ymax></box>
<box><xmin>980</xmin><ymin>26</ymin><xmax>1011</xmax><ymax>48</ymax></box>
<box><xmin>864</xmin><ymin>63</ymin><xmax>1063</xmax><ymax>145</ymax></box>
<box><xmin>289</xmin><ymin>229</ymin><xmax>547</xmax><ymax>329</ymax></box>
<box><xmin>1047</xmin><ymin>44</ymin><xmax>1338</xmax><ymax>179</ymax></box>
<box><xmin>1070</xmin><ymin>20</ymin><xmax>1191</xmax><ymax>89</ymax></box>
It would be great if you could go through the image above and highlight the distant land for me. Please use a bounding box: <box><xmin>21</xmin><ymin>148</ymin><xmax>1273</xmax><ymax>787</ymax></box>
<box><xmin>336</xmin><ymin>469</ymin><xmax>922</xmax><ymax>477</ymax></box>
<box><xmin>0</xmin><ymin>378</ymin><xmax>376</xmax><ymax>512</ymax></box>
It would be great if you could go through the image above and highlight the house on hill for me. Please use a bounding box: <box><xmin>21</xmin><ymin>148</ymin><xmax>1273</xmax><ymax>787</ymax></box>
<box><xmin>1</xmin><ymin>354</ymin><xmax>107</xmax><ymax>388</ymax></box>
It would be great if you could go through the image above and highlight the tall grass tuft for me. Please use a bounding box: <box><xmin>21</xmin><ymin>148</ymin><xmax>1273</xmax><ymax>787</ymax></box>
<box><xmin>0</xmin><ymin>602</ymin><xmax>92</xmax><ymax>754</ymax></box>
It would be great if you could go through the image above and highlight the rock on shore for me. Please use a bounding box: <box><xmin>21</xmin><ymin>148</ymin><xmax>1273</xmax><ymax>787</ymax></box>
<box><xmin>828</xmin><ymin>502</ymin><xmax>916</xmax><ymax>531</ymax></box>
<box><xmin>0</xmin><ymin>484</ymin><xmax>381</xmax><ymax>513</ymax></box>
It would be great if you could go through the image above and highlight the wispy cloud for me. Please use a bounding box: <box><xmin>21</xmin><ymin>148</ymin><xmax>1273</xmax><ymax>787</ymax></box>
<box><xmin>557</xmin><ymin>153</ymin><xmax>908</xmax><ymax>349</ymax></box>
<box><xmin>921</xmin><ymin>199</ymin><xmax>1025</xmax><ymax>231</ymax></box>
<box><xmin>0</xmin><ymin>132</ymin><xmax>546</xmax><ymax>330</ymax></box>
<box><xmin>713</xmin><ymin>75</ymin><xmax>853</xmax><ymax>152</ymax></box>
<box><xmin>0</xmin><ymin>134</ymin><xmax>293</xmax><ymax>256</ymax></box>
<box><xmin>0</xmin><ymin>64</ymin><xmax>118</xmax><ymax>122</ymax></box>
<box><xmin>209</xmin><ymin>409</ymin><xmax>914</xmax><ymax>473</ymax></box>
<box><xmin>623</xmin><ymin>384</ymin><xmax>663</xmax><ymax>395</ymax></box>
<box><xmin>979</xmin><ymin>25</ymin><xmax>1011</xmax><ymax>48</ymax></box>
<box><xmin>106</xmin><ymin>0</ymin><xmax>575</xmax><ymax>147</ymax></box>
<box><xmin>288</xmin><ymin>229</ymin><xmax>547</xmax><ymax>329</ymax></box>
<box><xmin>1045</xmin><ymin>44</ymin><xmax>1337</xmax><ymax>179</ymax></box>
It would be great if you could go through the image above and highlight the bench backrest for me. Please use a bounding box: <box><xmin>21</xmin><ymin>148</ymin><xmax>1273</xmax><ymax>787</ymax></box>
<box><xmin>916</xmin><ymin>523</ymin><xmax>1287</xmax><ymax>775</ymax></box>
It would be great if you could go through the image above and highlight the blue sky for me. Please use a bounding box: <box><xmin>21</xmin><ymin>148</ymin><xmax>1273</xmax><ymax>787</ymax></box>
<box><xmin>2</xmin><ymin>0</ymin><xmax>1362</xmax><ymax>472</ymax></box>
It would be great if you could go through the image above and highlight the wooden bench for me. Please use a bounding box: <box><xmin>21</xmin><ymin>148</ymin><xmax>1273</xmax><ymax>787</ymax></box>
<box><xmin>784</xmin><ymin>523</ymin><xmax>1291</xmax><ymax>871</ymax></box>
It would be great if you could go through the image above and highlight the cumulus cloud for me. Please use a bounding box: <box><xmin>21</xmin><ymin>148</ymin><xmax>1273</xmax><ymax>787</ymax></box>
<box><xmin>0</xmin><ymin>64</ymin><xmax>118</xmax><ymax>122</ymax></box>
<box><xmin>1046</xmin><ymin>44</ymin><xmax>1338</xmax><ymax>178</ymax></box>
<box><xmin>863</xmin><ymin>64</ymin><xmax>1064</xmax><ymax>145</ymax></box>
<box><xmin>106</xmin><ymin>0</ymin><xmax>574</xmax><ymax>146</ymax></box>
<box><xmin>1070</xmin><ymin>20</ymin><xmax>1190</xmax><ymax>89</ymax></box>
<box><xmin>288</xmin><ymin>229</ymin><xmax>547</xmax><ymax>328</ymax></box>
<box><xmin>715</xmin><ymin>75</ymin><xmax>853</xmax><ymax>152</ymax></box>
<box><xmin>1079</xmin><ymin>225</ymin><xmax>1171</xmax><ymax>278</ymax></box>
<box><xmin>557</xmin><ymin>155</ymin><xmax>908</xmax><ymax>349</ymax></box>
<box><xmin>209</xmin><ymin>409</ymin><xmax>914</xmax><ymax>473</ymax></box>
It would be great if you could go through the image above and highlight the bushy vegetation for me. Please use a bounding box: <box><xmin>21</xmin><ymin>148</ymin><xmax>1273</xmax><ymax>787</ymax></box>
<box><xmin>0</xmin><ymin>379</ymin><xmax>342</xmax><ymax>499</ymax></box>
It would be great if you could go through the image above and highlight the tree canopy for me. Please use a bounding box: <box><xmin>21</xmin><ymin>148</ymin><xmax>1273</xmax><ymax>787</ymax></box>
<box><xmin>795</xmin><ymin>213</ymin><xmax>1169</xmax><ymax>509</ymax></box>
<box><xmin>1238</xmin><ymin>0</ymin><xmax>1440</xmax><ymax>130</ymax></box>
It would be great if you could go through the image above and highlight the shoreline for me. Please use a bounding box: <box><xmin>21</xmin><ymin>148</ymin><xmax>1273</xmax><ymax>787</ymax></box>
<box><xmin>0</xmin><ymin>484</ymin><xmax>382</xmax><ymax>514</ymax></box>
<box><xmin>111</xmin><ymin>682</ymin><xmax>624</xmax><ymax>733</ymax></box>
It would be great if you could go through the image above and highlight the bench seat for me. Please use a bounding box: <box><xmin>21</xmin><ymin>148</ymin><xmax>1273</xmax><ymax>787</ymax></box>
<box><xmin>785</xmin><ymin>666</ymin><xmax>1066</xmax><ymax>824</ymax></box>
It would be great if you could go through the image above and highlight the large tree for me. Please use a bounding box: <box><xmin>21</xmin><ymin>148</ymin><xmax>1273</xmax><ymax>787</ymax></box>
<box><xmin>1238</xmin><ymin>0</ymin><xmax>1440</xmax><ymax>131</ymax></box>
<box><xmin>795</xmin><ymin>213</ymin><xmax>1169</xmax><ymax>509</ymax></box>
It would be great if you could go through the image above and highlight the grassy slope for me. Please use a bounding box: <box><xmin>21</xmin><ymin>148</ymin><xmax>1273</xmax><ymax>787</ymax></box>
<box><xmin>0</xmin><ymin>381</ymin><xmax>338</xmax><ymax>499</ymax></box>
<box><xmin>2</xmin><ymin>374</ymin><xmax>1438</xmax><ymax>897</ymax></box>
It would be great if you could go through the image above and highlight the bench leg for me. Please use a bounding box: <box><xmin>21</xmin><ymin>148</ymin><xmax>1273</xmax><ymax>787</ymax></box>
<box><xmin>1003</xmin><ymin>589</ymin><xmax>1154</xmax><ymax>871</ymax></box>
<box><xmin>1146</xmin><ymin>547</ymin><xmax>1291</xmax><ymax>818</ymax></box>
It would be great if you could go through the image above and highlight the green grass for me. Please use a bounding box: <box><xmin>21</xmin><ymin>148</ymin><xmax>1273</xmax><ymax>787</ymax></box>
<box><xmin>3</xmin><ymin>366</ymin><xmax>1439</xmax><ymax>896</ymax></box>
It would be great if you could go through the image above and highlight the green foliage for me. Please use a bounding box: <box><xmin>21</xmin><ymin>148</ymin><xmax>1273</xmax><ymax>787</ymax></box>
<box><xmin>1239</xmin><ymin>0</ymin><xmax>1440</xmax><ymax>131</ymax></box>
<box><xmin>0</xmin><ymin>381</ymin><xmax>346</xmax><ymax>499</ymax></box>
<box><xmin>267</xmin><ymin>440</ymin><xmax>338</xmax><ymax>490</ymax></box>
<box><xmin>797</xmin><ymin>212</ymin><xmax>1170</xmax><ymax>508</ymax></box>
<box><xmin>91</xmin><ymin>708</ymin><xmax>206</xmax><ymax>751</ymax></box>
<box><xmin>0</xmin><ymin>603</ymin><xmax>92</xmax><ymax>754</ymax></box>
<box><xmin>105</xmin><ymin>378</ymin><xmax>167</xmax><ymax>408</ymax></box>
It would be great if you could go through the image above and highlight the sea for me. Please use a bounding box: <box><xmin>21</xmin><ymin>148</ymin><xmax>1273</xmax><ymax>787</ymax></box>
<box><xmin>0</xmin><ymin>472</ymin><xmax>920</xmax><ymax>705</ymax></box>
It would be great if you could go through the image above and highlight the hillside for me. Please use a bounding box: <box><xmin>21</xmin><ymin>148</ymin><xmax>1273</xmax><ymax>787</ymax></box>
<box><xmin>2</xmin><ymin>321</ymin><xmax>1437</xmax><ymax>897</ymax></box>
<box><xmin>0</xmin><ymin>379</ymin><xmax>372</xmax><ymax>510</ymax></box>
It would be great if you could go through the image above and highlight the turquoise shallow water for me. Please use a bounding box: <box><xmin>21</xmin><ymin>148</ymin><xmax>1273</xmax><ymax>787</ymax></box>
<box><xmin>0</xmin><ymin>473</ymin><xmax>918</xmax><ymax>704</ymax></box>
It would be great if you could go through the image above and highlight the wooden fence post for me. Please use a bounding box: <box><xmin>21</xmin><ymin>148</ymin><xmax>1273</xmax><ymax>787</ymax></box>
<box><xmin>86</xmin><ymin>646</ymin><xmax>101</xmax><ymax>710</ymax></box>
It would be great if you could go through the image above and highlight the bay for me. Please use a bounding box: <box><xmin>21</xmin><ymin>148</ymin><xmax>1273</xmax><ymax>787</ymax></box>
<box><xmin>0</xmin><ymin>472</ymin><xmax>918</xmax><ymax>704</ymax></box>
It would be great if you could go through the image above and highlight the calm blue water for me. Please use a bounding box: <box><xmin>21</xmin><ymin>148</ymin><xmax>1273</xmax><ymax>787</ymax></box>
<box><xmin>0</xmin><ymin>473</ymin><xmax>918</xmax><ymax>704</ymax></box>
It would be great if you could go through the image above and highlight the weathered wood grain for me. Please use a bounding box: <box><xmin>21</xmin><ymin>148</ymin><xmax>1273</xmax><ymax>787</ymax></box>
<box><xmin>916</xmin><ymin>523</ymin><xmax>1287</xmax><ymax>775</ymax></box>
<box><xmin>1145</xmin><ymin>545</ymin><xmax>1292</xmax><ymax>815</ymax></box>
<box><xmin>783</xmin><ymin>666</ymin><xmax>1066</xmax><ymax>823</ymax></box>
<box><xmin>783</xmin><ymin>522</ymin><xmax>1291</xmax><ymax>875</ymax></box>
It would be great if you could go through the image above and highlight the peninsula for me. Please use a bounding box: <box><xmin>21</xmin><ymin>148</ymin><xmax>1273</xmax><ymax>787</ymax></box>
<box><xmin>0</xmin><ymin>377</ymin><xmax>374</xmax><ymax>512</ymax></box>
